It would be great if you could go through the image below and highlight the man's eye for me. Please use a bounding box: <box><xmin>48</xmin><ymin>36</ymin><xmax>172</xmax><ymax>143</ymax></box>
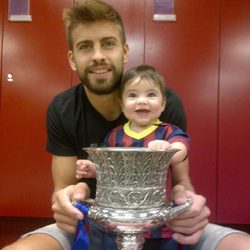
<box><xmin>103</xmin><ymin>40</ymin><xmax>115</xmax><ymax>48</ymax></box>
<box><xmin>79</xmin><ymin>44</ymin><xmax>92</xmax><ymax>51</ymax></box>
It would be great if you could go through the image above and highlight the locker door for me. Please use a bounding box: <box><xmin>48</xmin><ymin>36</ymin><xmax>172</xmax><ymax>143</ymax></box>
<box><xmin>0</xmin><ymin>0</ymin><xmax>3</xmax><ymax>95</ymax></box>
<box><xmin>218</xmin><ymin>0</ymin><xmax>250</xmax><ymax>223</ymax></box>
<box><xmin>0</xmin><ymin>0</ymin><xmax>73</xmax><ymax>217</ymax></box>
<box><xmin>144</xmin><ymin>0</ymin><xmax>220</xmax><ymax>221</ymax></box>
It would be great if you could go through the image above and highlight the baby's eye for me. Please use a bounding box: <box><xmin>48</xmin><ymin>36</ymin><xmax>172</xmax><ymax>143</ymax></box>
<box><xmin>127</xmin><ymin>92</ymin><xmax>137</xmax><ymax>98</ymax></box>
<box><xmin>148</xmin><ymin>92</ymin><xmax>157</xmax><ymax>97</ymax></box>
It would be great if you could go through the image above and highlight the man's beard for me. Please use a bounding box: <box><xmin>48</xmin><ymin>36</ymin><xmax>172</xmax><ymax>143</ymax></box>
<box><xmin>79</xmin><ymin>65</ymin><xmax>123</xmax><ymax>95</ymax></box>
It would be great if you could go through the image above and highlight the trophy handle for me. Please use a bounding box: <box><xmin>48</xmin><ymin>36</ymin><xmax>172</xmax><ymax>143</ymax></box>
<box><xmin>73</xmin><ymin>198</ymin><xmax>192</xmax><ymax>220</ymax></box>
<box><xmin>82</xmin><ymin>198</ymin><xmax>96</xmax><ymax>206</ymax></box>
<box><xmin>162</xmin><ymin>198</ymin><xmax>193</xmax><ymax>221</ymax></box>
<box><xmin>72</xmin><ymin>198</ymin><xmax>95</xmax><ymax>209</ymax></box>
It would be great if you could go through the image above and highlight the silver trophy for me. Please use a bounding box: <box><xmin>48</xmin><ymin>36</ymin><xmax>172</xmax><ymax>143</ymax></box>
<box><xmin>81</xmin><ymin>147</ymin><xmax>192</xmax><ymax>250</ymax></box>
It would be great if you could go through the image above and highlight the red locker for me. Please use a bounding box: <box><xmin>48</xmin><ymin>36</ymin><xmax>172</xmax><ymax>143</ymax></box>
<box><xmin>0</xmin><ymin>0</ymin><xmax>145</xmax><ymax>217</ymax></box>
<box><xmin>144</xmin><ymin>0</ymin><xmax>220</xmax><ymax>221</ymax></box>
<box><xmin>0</xmin><ymin>0</ymin><xmax>73</xmax><ymax>217</ymax></box>
<box><xmin>218</xmin><ymin>0</ymin><xmax>250</xmax><ymax>223</ymax></box>
<box><xmin>1</xmin><ymin>0</ymin><xmax>249</xmax><ymax>225</ymax></box>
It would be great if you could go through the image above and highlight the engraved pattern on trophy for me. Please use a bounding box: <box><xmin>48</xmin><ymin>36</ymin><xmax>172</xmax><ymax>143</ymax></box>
<box><xmin>90</xmin><ymin>149</ymin><xmax>174</xmax><ymax>209</ymax></box>
<box><xmin>80</xmin><ymin>147</ymin><xmax>192</xmax><ymax>250</ymax></box>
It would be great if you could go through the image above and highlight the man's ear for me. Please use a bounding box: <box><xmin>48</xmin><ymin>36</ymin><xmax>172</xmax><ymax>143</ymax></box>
<box><xmin>123</xmin><ymin>43</ymin><xmax>129</xmax><ymax>64</ymax></box>
<box><xmin>68</xmin><ymin>50</ymin><xmax>77</xmax><ymax>71</ymax></box>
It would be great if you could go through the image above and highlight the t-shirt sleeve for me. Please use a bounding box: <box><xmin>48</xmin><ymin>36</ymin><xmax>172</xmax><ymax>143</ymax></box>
<box><xmin>46</xmin><ymin>98</ymin><xmax>75</xmax><ymax>156</ymax></box>
<box><xmin>160</xmin><ymin>88</ymin><xmax>187</xmax><ymax>132</ymax></box>
<box><xmin>167</xmin><ymin>125</ymin><xmax>190</xmax><ymax>148</ymax></box>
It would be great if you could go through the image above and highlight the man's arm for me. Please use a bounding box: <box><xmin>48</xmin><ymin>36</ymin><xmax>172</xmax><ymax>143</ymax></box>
<box><xmin>169</xmin><ymin>157</ymin><xmax>210</xmax><ymax>245</ymax></box>
<box><xmin>171</xmin><ymin>158</ymin><xmax>194</xmax><ymax>192</ymax></box>
<box><xmin>51</xmin><ymin>155</ymin><xmax>90</xmax><ymax>233</ymax></box>
<box><xmin>51</xmin><ymin>155</ymin><xmax>78</xmax><ymax>195</ymax></box>
<box><xmin>168</xmin><ymin>185</ymin><xmax>211</xmax><ymax>244</ymax></box>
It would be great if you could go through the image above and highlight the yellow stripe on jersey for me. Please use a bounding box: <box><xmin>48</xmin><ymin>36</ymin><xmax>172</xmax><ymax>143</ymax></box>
<box><xmin>123</xmin><ymin>119</ymin><xmax>162</xmax><ymax>140</ymax></box>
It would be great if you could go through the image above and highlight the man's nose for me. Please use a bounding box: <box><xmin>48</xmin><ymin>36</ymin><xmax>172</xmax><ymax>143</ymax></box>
<box><xmin>92</xmin><ymin>46</ymin><xmax>105</xmax><ymax>62</ymax></box>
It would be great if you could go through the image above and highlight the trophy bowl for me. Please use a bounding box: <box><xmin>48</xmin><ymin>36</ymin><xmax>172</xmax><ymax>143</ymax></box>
<box><xmin>81</xmin><ymin>147</ymin><xmax>192</xmax><ymax>250</ymax></box>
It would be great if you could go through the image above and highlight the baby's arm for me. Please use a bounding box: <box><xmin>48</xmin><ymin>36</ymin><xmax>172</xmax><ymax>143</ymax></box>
<box><xmin>148</xmin><ymin>140</ymin><xmax>187</xmax><ymax>165</ymax></box>
<box><xmin>148</xmin><ymin>140</ymin><xmax>193</xmax><ymax>191</ymax></box>
<box><xmin>169</xmin><ymin>141</ymin><xmax>187</xmax><ymax>165</ymax></box>
<box><xmin>76</xmin><ymin>159</ymin><xmax>97</xmax><ymax>179</ymax></box>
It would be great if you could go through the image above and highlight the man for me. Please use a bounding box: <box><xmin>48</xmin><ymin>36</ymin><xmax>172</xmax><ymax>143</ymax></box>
<box><xmin>3</xmin><ymin>1</ymin><xmax>250</xmax><ymax>250</ymax></box>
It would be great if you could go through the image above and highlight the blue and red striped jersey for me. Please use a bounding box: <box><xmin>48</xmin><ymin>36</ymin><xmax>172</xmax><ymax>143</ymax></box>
<box><xmin>103</xmin><ymin>120</ymin><xmax>190</xmax><ymax>239</ymax></box>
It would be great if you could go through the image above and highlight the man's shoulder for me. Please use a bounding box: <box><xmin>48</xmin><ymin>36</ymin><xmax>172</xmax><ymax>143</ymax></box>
<box><xmin>161</xmin><ymin>87</ymin><xmax>187</xmax><ymax>131</ymax></box>
<box><xmin>48</xmin><ymin>84</ymin><xmax>83</xmax><ymax>111</ymax></box>
<box><xmin>165</xmin><ymin>87</ymin><xmax>178</xmax><ymax>98</ymax></box>
<box><xmin>164</xmin><ymin>87</ymin><xmax>183</xmax><ymax>107</ymax></box>
<box><xmin>53</xmin><ymin>84</ymin><xmax>82</xmax><ymax>103</ymax></box>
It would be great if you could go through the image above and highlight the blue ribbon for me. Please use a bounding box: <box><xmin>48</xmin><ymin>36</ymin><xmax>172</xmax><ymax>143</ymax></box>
<box><xmin>71</xmin><ymin>202</ymin><xmax>89</xmax><ymax>250</ymax></box>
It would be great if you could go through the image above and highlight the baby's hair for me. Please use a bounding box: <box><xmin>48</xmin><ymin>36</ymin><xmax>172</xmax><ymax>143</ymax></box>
<box><xmin>120</xmin><ymin>64</ymin><xmax>166</xmax><ymax>99</ymax></box>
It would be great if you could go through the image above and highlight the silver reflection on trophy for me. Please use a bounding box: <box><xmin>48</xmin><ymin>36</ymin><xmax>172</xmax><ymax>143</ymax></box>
<box><xmin>82</xmin><ymin>147</ymin><xmax>192</xmax><ymax>250</ymax></box>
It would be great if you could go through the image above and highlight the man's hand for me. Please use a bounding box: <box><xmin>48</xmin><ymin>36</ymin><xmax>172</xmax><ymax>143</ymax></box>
<box><xmin>52</xmin><ymin>182</ymin><xmax>90</xmax><ymax>233</ymax></box>
<box><xmin>167</xmin><ymin>185</ymin><xmax>211</xmax><ymax>245</ymax></box>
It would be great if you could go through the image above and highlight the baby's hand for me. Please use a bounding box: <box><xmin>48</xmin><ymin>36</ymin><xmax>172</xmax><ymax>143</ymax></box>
<box><xmin>148</xmin><ymin>140</ymin><xmax>172</xmax><ymax>151</ymax></box>
<box><xmin>76</xmin><ymin>159</ymin><xmax>97</xmax><ymax>179</ymax></box>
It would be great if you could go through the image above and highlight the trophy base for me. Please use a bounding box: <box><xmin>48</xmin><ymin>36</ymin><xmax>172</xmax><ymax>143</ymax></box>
<box><xmin>116</xmin><ymin>233</ymin><xmax>145</xmax><ymax>250</ymax></box>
